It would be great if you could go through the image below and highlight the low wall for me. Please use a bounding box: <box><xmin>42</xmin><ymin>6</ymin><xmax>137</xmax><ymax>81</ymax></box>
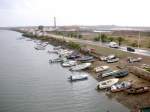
<box><xmin>128</xmin><ymin>66</ymin><xmax>150</xmax><ymax>81</ymax></box>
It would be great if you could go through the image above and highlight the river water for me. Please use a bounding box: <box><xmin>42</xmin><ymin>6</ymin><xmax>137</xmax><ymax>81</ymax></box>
<box><xmin>0</xmin><ymin>30</ymin><xmax>129</xmax><ymax>112</ymax></box>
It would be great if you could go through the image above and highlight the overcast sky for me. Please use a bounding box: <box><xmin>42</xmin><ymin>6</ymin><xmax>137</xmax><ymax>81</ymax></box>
<box><xmin>0</xmin><ymin>0</ymin><xmax>150</xmax><ymax>27</ymax></box>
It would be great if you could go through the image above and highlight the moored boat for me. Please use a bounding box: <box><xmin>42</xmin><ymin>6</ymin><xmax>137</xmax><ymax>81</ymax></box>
<box><xmin>97</xmin><ymin>78</ymin><xmax>119</xmax><ymax>89</ymax></box>
<box><xmin>99</xmin><ymin>56</ymin><xmax>108</xmax><ymax>61</ymax></box>
<box><xmin>125</xmin><ymin>86</ymin><xmax>150</xmax><ymax>94</ymax></box>
<box><xmin>107</xmin><ymin>58</ymin><xmax>119</xmax><ymax>63</ymax></box>
<box><xmin>127</xmin><ymin>57</ymin><xmax>142</xmax><ymax>63</ymax></box>
<box><xmin>49</xmin><ymin>57</ymin><xmax>67</xmax><ymax>63</ymax></box>
<box><xmin>94</xmin><ymin>66</ymin><xmax>110</xmax><ymax>73</ymax></box>
<box><xmin>70</xmin><ymin>63</ymin><xmax>91</xmax><ymax>71</ymax></box>
<box><xmin>112</xmin><ymin>70</ymin><xmax>128</xmax><ymax>78</ymax></box>
<box><xmin>67</xmin><ymin>53</ymin><xmax>81</xmax><ymax>59</ymax></box>
<box><xmin>111</xmin><ymin>81</ymin><xmax>132</xmax><ymax>92</ymax></box>
<box><xmin>68</xmin><ymin>74</ymin><xmax>88</xmax><ymax>81</ymax></box>
<box><xmin>102</xmin><ymin>70</ymin><xmax>119</xmax><ymax>78</ymax></box>
<box><xmin>34</xmin><ymin>45</ymin><xmax>45</xmax><ymax>50</ymax></box>
<box><xmin>77</xmin><ymin>56</ymin><xmax>94</xmax><ymax>62</ymax></box>
<box><xmin>53</xmin><ymin>46</ymin><xmax>62</xmax><ymax>50</ymax></box>
<box><xmin>62</xmin><ymin>60</ymin><xmax>77</xmax><ymax>67</ymax></box>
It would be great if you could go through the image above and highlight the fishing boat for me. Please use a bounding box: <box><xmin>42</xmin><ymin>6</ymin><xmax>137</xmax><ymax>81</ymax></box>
<box><xmin>34</xmin><ymin>45</ymin><xmax>45</xmax><ymax>50</ymax></box>
<box><xmin>111</xmin><ymin>81</ymin><xmax>132</xmax><ymax>92</ymax></box>
<box><xmin>77</xmin><ymin>56</ymin><xmax>94</xmax><ymax>62</ymax></box>
<box><xmin>107</xmin><ymin>58</ymin><xmax>119</xmax><ymax>63</ymax></box>
<box><xmin>49</xmin><ymin>57</ymin><xmax>67</xmax><ymax>63</ymax></box>
<box><xmin>70</xmin><ymin>63</ymin><xmax>91</xmax><ymax>71</ymax></box>
<box><xmin>67</xmin><ymin>52</ymin><xmax>81</xmax><ymax>59</ymax></box>
<box><xmin>100</xmin><ymin>56</ymin><xmax>108</xmax><ymax>61</ymax></box>
<box><xmin>53</xmin><ymin>46</ymin><xmax>62</xmax><ymax>50</ymax></box>
<box><xmin>107</xmin><ymin>54</ymin><xmax>116</xmax><ymax>60</ymax></box>
<box><xmin>113</xmin><ymin>70</ymin><xmax>128</xmax><ymax>78</ymax></box>
<box><xmin>102</xmin><ymin>70</ymin><xmax>119</xmax><ymax>78</ymax></box>
<box><xmin>47</xmin><ymin>50</ymin><xmax>58</xmax><ymax>54</ymax></box>
<box><xmin>94</xmin><ymin>66</ymin><xmax>110</xmax><ymax>73</ymax></box>
<box><xmin>59</xmin><ymin>49</ymin><xmax>73</xmax><ymax>57</ymax></box>
<box><xmin>97</xmin><ymin>78</ymin><xmax>119</xmax><ymax>89</ymax></box>
<box><xmin>62</xmin><ymin>60</ymin><xmax>77</xmax><ymax>67</ymax></box>
<box><xmin>127</xmin><ymin>57</ymin><xmax>142</xmax><ymax>63</ymax></box>
<box><xmin>125</xmin><ymin>86</ymin><xmax>150</xmax><ymax>94</ymax></box>
<box><xmin>68</xmin><ymin>74</ymin><xmax>88</xmax><ymax>81</ymax></box>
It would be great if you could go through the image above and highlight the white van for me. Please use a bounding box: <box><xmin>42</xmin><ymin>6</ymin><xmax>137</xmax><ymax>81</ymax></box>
<box><xmin>109</xmin><ymin>42</ymin><xmax>119</xmax><ymax>48</ymax></box>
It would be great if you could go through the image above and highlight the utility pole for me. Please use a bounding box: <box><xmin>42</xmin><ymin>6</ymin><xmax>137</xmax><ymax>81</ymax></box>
<box><xmin>138</xmin><ymin>31</ymin><xmax>141</xmax><ymax>48</ymax></box>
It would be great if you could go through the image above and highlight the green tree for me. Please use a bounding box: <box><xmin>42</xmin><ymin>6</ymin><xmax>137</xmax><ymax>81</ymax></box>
<box><xmin>101</xmin><ymin>34</ymin><xmax>108</xmax><ymax>42</ymax></box>
<box><xmin>78</xmin><ymin>34</ymin><xmax>82</xmax><ymax>38</ymax></box>
<box><xmin>116</xmin><ymin>37</ymin><xmax>124</xmax><ymax>46</ymax></box>
<box><xmin>108</xmin><ymin>37</ymin><xmax>114</xmax><ymax>42</ymax></box>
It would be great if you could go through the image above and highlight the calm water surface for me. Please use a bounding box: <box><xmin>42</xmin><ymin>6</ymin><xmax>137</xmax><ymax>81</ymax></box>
<box><xmin>0</xmin><ymin>30</ymin><xmax>129</xmax><ymax>112</ymax></box>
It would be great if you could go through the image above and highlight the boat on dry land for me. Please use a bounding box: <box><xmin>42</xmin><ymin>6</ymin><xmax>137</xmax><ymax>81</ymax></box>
<box><xmin>127</xmin><ymin>57</ymin><xmax>142</xmax><ymax>63</ymax></box>
<box><xmin>107</xmin><ymin>58</ymin><xmax>119</xmax><ymax>63</ymax></box>
<box><xmin>94</xmin><ymin>66</ymin><xmax>110</xmax><ymax>73</ymax></box>
<box><xmin>70</xmin><ymin>63</ymin><xmax>91</xmax><ymax>71</ymax></box>
<box><xmin>125</xmin><ymin>86</ymin><xmax>150</xmax><ymax>94</ymax></box>
<box><xmin>97</xmin><ymin>78</ymin><xmax>119</xmax><ymax>89</ymax></box>
<box><xmin>49</xmin><ymin>57</ymin><xmax>67</xmax><ymax>63</ymax></box>
<box><xmin>100</xmin><ymin>56</ymin><xmax>108</xmax><ymax>61</ymax></box>
<box><xmin>68</xmin><ymin>74</ymin><xmax>88</xmax><ymax>81</ymax></box>
<box><xmin>113</xmin><ymin>70</ymin><xmax>129</xmax><ymax>78</ymax></box>
<box><xmin>67</xmin><ymin>52</ymin><xmax>81</xmax><ymax>59</ymax></box>
<box><xmin>77</xmin><ymin>56</ymin><xmax>94</xmax><ymax>62</ymax></box>
<box><xmin>102</xmin><ymin>70</ymin><xmax>119</xmax><ymax>78</ymax></box>
<box><xmin>62</xmin><ymin>60</ymin><xmax>77</xmax><ymax>67</ymax></box>
<box><xmin>53</xmin><ymin>46</ymin><xmax>62</xmax><ymax>50</ymax></box>
<box><xmin>34</xmin><ymin>45</ymin><xmax>45</xmax><ymax>50</ymax></box>
<box><xmin>111</xmin><ymin>81</ymin><xmax>132</xmax><ymax>92</ymax></box>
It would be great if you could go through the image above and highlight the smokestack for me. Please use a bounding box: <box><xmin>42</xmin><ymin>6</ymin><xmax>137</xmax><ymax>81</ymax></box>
<box><xmin>54</xmin><ymin>16</ymin><xmax>56</xmax><ymax>28</ymax></box>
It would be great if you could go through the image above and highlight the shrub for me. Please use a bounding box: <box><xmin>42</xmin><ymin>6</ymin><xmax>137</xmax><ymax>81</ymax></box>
<box><xmin>68</xmin><ymin>42</ymin><xmax>81</xmax><ymax>49</ymax></box>
<box><xmin>130</xmin><ymin>40</ymin><xmax>138</xmax><ymax>47</ymax></box>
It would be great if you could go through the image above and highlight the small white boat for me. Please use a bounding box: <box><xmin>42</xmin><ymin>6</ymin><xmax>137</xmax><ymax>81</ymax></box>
<box><xmin>127</xmin><ymin>57</ymin><xmax>142</xmax><ymax>63</ymax></box>
<box><xmin>102</xmin><ymin>70</ymin><xmax>119</xmax><ymax>78</ymax></box>
<box><xmin>100</xmin><ymin>56</ymin><xmax>107</xmax><ymax>61</ymax></box>
<box><xmin>97</xmin><ymin>78</ymin><xmax>119</xmax><ymax>89</ymax></box>
<box><xmin>68</xmin><ymin>74</ymin><xmax>88</xmax><ymax>81</ymax></box>
<box><xmin>107</xmin><ymin>54</ymin><xmax>116</xmax><ymax>60</ymax></box>
<box><xmin>107</xmin><ymin>58</ymin><xmax>119</xmax><ymax>63</ymax></box>
<box><xmin>62</xmin><ymin>60</ymin><xmax>77</xmax><ymax>67</ymax></box>
<box><xmin>59</xmin><ymin>49</ymin><xmax>73</xmax><ymax>57</ymax></box>
<box><xmin>70</xmin><ymin>63</ymin><xmax>91</xmax><ymax>71</ymax></box>
<box><xmin>111</xmin><ymin>81</ymin><xmax>132</xmax><ymax>92</ymax></box>
<box><xmin>94</xmin><ymin>66</ymin><xmax>110</xmax><ymax>73</ymax></box>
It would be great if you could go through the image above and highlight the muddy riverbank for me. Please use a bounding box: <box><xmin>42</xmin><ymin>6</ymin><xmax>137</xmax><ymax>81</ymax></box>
<box><xmin>20</xmin><ymin>30</ymin><xmax>150</xmax><ymax>111</ymax></box>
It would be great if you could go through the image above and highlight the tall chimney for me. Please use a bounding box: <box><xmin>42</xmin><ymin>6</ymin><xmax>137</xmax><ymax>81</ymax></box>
<box><xmin>54</xmin><ymin>16</ymin><xmax>56</xmax><ymax>28</ymax></box>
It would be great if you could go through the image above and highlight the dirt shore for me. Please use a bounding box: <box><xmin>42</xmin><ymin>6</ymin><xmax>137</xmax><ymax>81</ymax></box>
<box><xmin>21</xmin><ymin>31</ymin><xmax>150</xmax><ymax>111</ymax></box>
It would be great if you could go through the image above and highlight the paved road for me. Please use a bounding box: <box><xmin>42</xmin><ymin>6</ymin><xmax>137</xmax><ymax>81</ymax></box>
<box><xmin>46</xmin><ymin>33</ymin><xmax>150</xmax><ymax>57</ymax></box>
